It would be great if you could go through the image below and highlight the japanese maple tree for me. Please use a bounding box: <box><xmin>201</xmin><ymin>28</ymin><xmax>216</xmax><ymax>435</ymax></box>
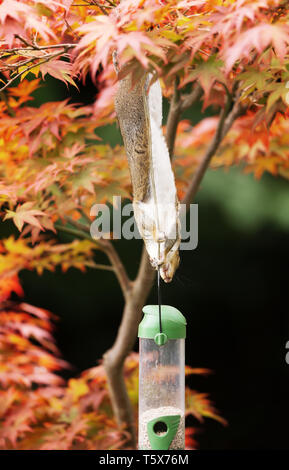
<box><xmin>0</xmin><ymin>0</ymin><xmax>289</xmax><ymax>448</ymax></box>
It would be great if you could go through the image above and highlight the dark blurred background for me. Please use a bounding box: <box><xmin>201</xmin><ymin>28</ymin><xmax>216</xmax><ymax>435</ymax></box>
<box><xmin>3</xmin><ymin>77</ymin><xmax>289</xmax><ymax>449</ymax></box>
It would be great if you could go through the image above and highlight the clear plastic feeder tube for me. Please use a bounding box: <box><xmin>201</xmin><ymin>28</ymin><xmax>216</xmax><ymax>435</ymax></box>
<box><xmin>138</xmin><ymin>305</ymin><xmax>186</xmax><ymax>450</ymax></box>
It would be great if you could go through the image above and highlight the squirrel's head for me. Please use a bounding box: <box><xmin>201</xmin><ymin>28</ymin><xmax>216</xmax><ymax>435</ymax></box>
<box><xmin>148</xmin><ymin>236</ymin><xmax>180</xmax><ymax>283</ymax></box>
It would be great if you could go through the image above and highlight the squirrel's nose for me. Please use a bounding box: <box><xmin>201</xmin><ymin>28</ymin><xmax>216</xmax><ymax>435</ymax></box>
<box><xmin>160</xmin><ymin>264</ymin><xmax>173</xmax><ymax>283</ymax></box>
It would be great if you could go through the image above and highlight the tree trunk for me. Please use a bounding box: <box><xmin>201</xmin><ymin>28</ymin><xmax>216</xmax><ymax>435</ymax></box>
<box><xmin>103</xmin><ymin>249</ymin><xmax>155</xmax><ymax>448</ymax></box>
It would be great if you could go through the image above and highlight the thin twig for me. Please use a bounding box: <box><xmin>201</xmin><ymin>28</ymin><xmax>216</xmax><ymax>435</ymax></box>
<box><xmin>14</xmin><ymin>34</ymin><xmax>34</xmax><ymax>48</ymax></box>
<box><xmin>0</xmin><ymin>50</ymin><xmax>71</xmax><ymax>92</ymax></box>
<box><xmin>88</xmin><ymin>0</ymin><xmax>109</xmax><ymax>14</ymax></box>
<box><xmin>0</xmin><ymin>57</ymin><xmax>40</xmax><ymax>70</ymax></box>
<box><xmin>105</xmin><ymin>0</ymin><xmax>116</xmax><ymax>6</ymax></box>
<box><xmin>64</xmin><ymin>216</ymin><xmax>90</xmax><ymax>234</ymax></box>
<box><xmin>87</xmin><ymin>262</ymin><xmax>115</xmax><ymax>271</ymax></box>
<box><xmin>55</xmin><ymin>223</ymin><xmax>96</xmax><ymax>243</ymax></box>
<box><xmin>0</xmin><ymin>43</ymin><xmax>76</xmax><ymax>55</ymax></box>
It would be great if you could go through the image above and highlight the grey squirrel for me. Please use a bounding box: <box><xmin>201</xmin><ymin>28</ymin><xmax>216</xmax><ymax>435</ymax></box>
<box><xmin>114</xmin><ymin>70</ymin><xmax>181</xmax><ymax>282</ymax></box>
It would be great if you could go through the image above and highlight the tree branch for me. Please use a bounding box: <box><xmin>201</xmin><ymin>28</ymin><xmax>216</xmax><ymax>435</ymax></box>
<box><xmin>166</xmin><ymin>81</ymin><xmax>203</xmax><ymax>158</ymax></box>
<box><xmin>100</xmin><ymin>239</ymin><xmax>133</xmax><ymax>299</ymax></box>
<box><xmin>180</xmin><ymin>83</ymin><xmax>203</xmax><ymax>112</ymax></box>
<box><xmin>57</xmin><ymin>218</ymin><xmax>132</xmax><ymax>299</ymax></box>
<box><xmin>166</xmin><ymin>80</ymin><xmax>182</xmax><ymax>158</ymax></box>
<box><xmin>182</xmin><ymin>96</ymin><xmax>246</xmax><ymax>208</ymax></box>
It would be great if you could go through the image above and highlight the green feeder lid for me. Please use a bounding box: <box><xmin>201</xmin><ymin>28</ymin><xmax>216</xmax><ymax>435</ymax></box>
<box><xmin>138</xmin><ymin>305</ymin><xmax>186</xmax><ymax>340</ymax></box>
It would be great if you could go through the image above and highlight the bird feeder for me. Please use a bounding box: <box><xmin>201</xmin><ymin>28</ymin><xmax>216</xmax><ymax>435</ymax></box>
<box><xmin>138</xmin><ymin>305</ymin><xmax>186</xmax><ymax>450</ymax></box>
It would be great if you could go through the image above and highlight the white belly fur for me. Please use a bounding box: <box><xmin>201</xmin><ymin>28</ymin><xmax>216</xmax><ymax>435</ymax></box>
<box><xmin>134</xmin><ymin>76</ymin><xmax>180</xmax><ymax>266</ymax></box>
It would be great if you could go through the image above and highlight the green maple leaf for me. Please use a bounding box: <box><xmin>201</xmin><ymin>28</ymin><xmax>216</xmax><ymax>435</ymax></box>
<box><xmin>239</xmin><ymin>69</ymin><xmax>273</xmax><ymax>92</ymax></box>
<box><xmin>266</xmin><ymin>82</ymin><xmax>289</xmax><ymax>111</ymax></box>
<box><xmin>188</xmin><ymin>56</ymin><xmax>225</xmax><ymax>100</ymax></box>
<box><xmin>70</xmin><ymin>166</ymin><xmax>100</xmax><ymax>194</ymax></box>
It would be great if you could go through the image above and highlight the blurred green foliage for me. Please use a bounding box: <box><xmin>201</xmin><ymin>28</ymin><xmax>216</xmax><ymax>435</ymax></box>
<box><xmin>199</xmin><ymin>167</ymin><xmax>289</xmax><ymax>233</ymax></box>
